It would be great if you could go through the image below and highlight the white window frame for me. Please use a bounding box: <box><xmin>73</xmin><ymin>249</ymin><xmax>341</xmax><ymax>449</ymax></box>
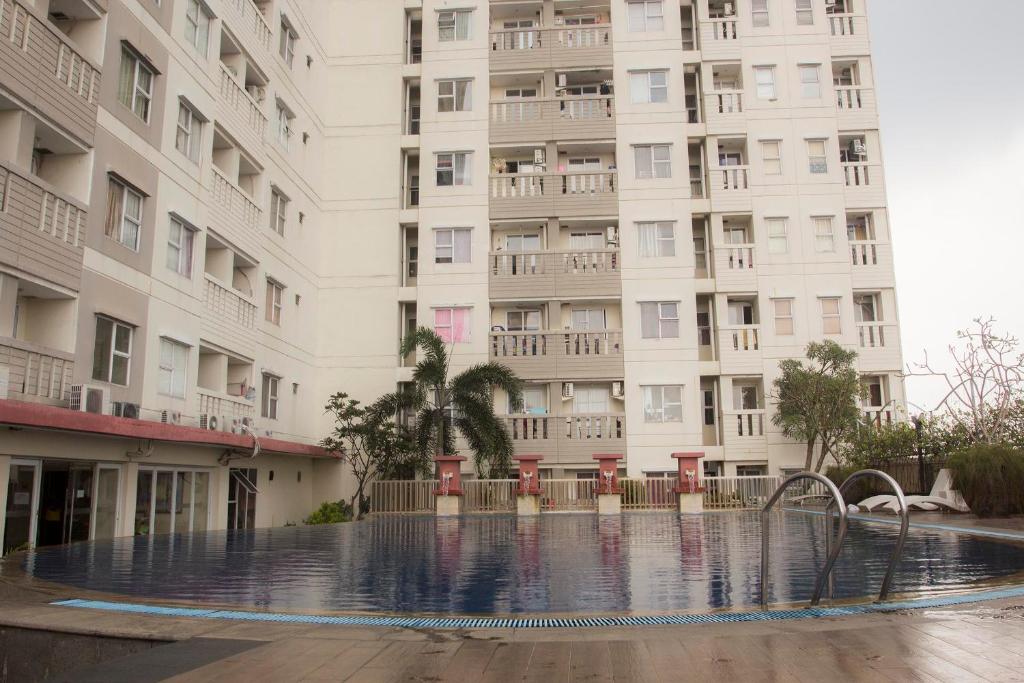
<box><xmin>437</xmin><ymin>79</ymin><xmax>473</xmax><ymax>112</ymax></box>
<box><xmin>799</xmin><ymin>64</ymin><xmax>821</xmax><ymax>99</ymax></box>
<box><xmin>821</xmin><ymin>297</ymin><xmax>842</xmax><ymax>335</ymax></box>
<box><xmin>641</xmin><ymin>301</ymin><xmax>680</xmax><ymax>339</ymax></box>
<box><xmin>270</xmin><ymin>187</ymin><xmax>288</xmax><ymax>236</ymax></box>
<box><xmin>642</xmin><ymin>385</ymin><xmax>683</xmax><ymax>423</ymax></box>
<box><xmin>166</xmin><ymin>216</ymin><xmax>194</xmax><ymax>277</ymax></box>
<box><xmin>158</xmin><ymin>337</ymin><xmax>188</xmax><ymax>399</ymax></box>
<box><xmin>262</xmin><ymin>373</ymin><xmax>280</xmax><ymax>419</ymax></box>
<box><xmin>752</xmin><ymin>0</ymin><xmax>770</xmax><ymax>27</ymax></box>
<box><xmin>175</xmin><ymin>101</ymin><xmax>202</xmax><ymax>162</ymax></box>
<box><xmin>627</xmin><ymin>0</ymin><xmax>664</xmax><ymax>32</ymax></box>
<box><xmin>637</xmin><ymin>221</ymin><xmax>676</xmax><ymax>257</ymax></box>
<box><xmin>766</xmin><ymin>217</ymin><xmax>788</xmax><ymax>254</ymax></box>
<box><xmin>266</xmin><ymin>279</ymin><xmax>283</xmax><ymax>325</ymax></box>
<box><xmin>634</xmin><ymin>144</ymin><xmax>672</xmax><ymax>179</ymax></box>
<box><xmin>795</xmin><ymin>0</ymin><xmax>814</xmax><ymax>25</ymax></box>
<box><xmin>629</xmin><ymin>70</ymin><xmax>668</xmax><ymax>104</ymax></box>
<box><xmin>434</xmin><ymin>307</ymin><xmax>472</xmax><ymax>343</ymax></box>
<box><xmin>119</xmin><ymin>46</ymin><xmax>154</xmax><ymax>122</ymax></box>
<box><xmin>754</xmin><ymin>66</ymin><xmax>776</xmax><ymax>99</ymax></box>
<box><xmin>761</xmin><ymin>140</ymin><xmax>782</xmax><ymax>175</ymax></box>
<box><xmin>438</xmin><ymin>9</ymin><xmax>472</xmax><ymax>41</ymax></box>
<box><xmin>184</xmin><ymin>0</ymin><xmax>211</xmax><ymax>56</ymax></box>
<box><xmin>435</xmin><ymin>152</ymin><xmax>471</xmax><ymax>186</ymax></box>
<box><xmin>814</xmin><ymin>216</ymin><xmax>836</xmax><ymax>252</ymax></box>
<box><xmin>773</xmin><ymin>298</ymin><xmax>794</xmax><ymax>336</ymax></box>
<box><xmin>807</xmin><ymin>138</ymin><xmax>829</xmax><ymax>174</ymax></box>
<box><xmin>279</xmin><ymin>17</ymin><xmax>297</xmax><ymax>67</ymax></box>
<box><xmin>434</xmin><ymin>227</ymin><xmax>472</xmax><ymax>264</ymax></box>
<box><xmin>107</xmin><ymin>177</ymin><xmax>143</xmax><ymax>251</ymax></box>
<box><xmin>276</xmin><ymin>102</ymin><xmax>293</xmax><ymax>149</ymax></box>
<box><xmin>92</xmin><ymin>316</ymin><xmax>133</xmax><ymax>386</ymax></box>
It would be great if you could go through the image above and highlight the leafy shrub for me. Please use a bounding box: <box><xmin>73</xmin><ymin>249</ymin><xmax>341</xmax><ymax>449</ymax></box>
<box><xmin>839</xmin><ymin>422</ymin><xmax>919</xmax><ymax>469</ymax></box>
<box><xmin>948</xmin><ymin>444</ymin><xmax>1024</xmax><ymax>517</ymax></box>
<box><xmin>304</xmin><ymin>500</ymin><xmax>353</xmax><ymax>525</ymax></box>
<box><xmin>825</xmin><ymin>465</ymin><xmax>877</xmax><ymax>506</ymax></box>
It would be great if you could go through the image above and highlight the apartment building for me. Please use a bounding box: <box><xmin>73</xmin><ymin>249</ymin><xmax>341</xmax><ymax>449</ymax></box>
<box><xmin>1</xmin><ymin>0</ymin><xmax>905</xmax><ymax>550</ymax></box>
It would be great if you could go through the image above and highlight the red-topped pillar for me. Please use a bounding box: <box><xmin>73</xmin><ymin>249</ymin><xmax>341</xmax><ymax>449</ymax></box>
<box><xmin>593</xmin><ymin>453</ymin><xmax>623</xmax><ymax>515</ymax></box>
<box><xmin>433</xmin><ymin>455</ymin><xmax>466</xmax><ymax>516</ymax></box>
<box><xmin>514</xmin><ymin>454</ymin><xmax>543</xmax><ymax>516</ymax></box>
<box><xmin>672</xmin><ymin>452</ymin><xmax>705</xmax><ymax>514</ymax></box>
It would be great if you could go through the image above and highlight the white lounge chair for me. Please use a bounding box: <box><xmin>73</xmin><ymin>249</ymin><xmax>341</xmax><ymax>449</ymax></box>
<box><xmin>856</xmin><ymin>468</ymin><xmax>969</xmax><ymax>513</ymax></box>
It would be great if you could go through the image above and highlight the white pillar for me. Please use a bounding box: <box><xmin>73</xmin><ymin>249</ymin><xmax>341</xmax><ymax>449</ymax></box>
<box><xmin>0</xmin><ymin>455</ymin><xmax>11</xmax><ymax>546</ymax></box>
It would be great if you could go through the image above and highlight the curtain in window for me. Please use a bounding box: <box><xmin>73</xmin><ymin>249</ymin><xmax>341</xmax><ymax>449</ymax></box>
<box><xmin>122</xmin><ymin>191</ymin><xmax>141</xmax><ymax>248</ymax></box>
<box><xmin>640</xmin><ymin>302</ymin><xmax>659</xmax><ymax>338</ymax></box>
<box><xmin>92</xmin><ymin>317</ymin><xmax>112</xmax><ymax>381</ymax></box>
<box><xmin>627</xmin><ymin>2</ymin><xmax>646</xmax><ymax>31</ymax></box>
<box><xmin>634</xmin><ymin>146</ymin><xmax>652</xmax><ymax>179</ymax></box>
<box><xmin>434</xmin><ymin>308</ymin><xmax>452</xmax><ymax>342</ymax></box>
<box><xmin>118</xmin><ymin>51</ymin><xmax>134</xmax><ymax>108</ymax></box>
<box><xmin>105</xmin><ymin>179</ymin><xmax>122</xmax><ymax>237</ymax></box>
<box><xmin>453</xmin><ymin>230</ymin><xmax>471</xmax><ymax>262</ymax></box>
<box><xmin>637</xmin><ymin>224</ymin><xmax>657</xmax><ymax>257</ymax></box>
<box><xmin>452</xmin><ymin>308</ymin><xmax>470</xmax><ymax>342</ymax></box>
<box><xmin>454</xmin><ymin>154</ymin><xmax>469</xmax><ymax>184</ymax></box>
<box><xmin>629</xmin><ymin>73</ymin><xmax>648</xmax><ymax>103</ymax></box>
<box><xmin>455</xmin><ymin>10</ymin><xmax>471</xmax><ymax>40</ymax></box>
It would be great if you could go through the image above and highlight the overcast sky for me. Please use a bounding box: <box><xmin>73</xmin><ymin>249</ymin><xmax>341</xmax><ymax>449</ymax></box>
<box><xmin>869</xmin><ymin>1</ymin><xmax>1024</xmax><ymax>414</ymax></box>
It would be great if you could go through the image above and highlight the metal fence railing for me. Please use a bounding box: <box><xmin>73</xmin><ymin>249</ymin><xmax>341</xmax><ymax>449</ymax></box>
<box><xmin>463</xmin><ymin>480</ymin><xmax>518</xmax><ymax>513</ymax></box>
<box><xmin>703</xmin><ymin>476</ymin><xmax>782</xmax><ymax>510</ymax></box>
<box><xmin>541</xmin><ymin>479</ymin><xmax>599</xmax><ymax>512</ymax></box>
<box><xmin>620</xmin><ymin>478</ymin><xmax>678</xmax><ymax>510</ymax></box>
<box><xmin>370</xmin><ymin>480</ymin><xmax>436</xmax><ymax>514</ymax></box>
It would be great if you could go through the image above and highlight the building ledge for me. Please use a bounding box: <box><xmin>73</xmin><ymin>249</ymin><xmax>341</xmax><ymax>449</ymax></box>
<box><xmin>0</xmin><ymin>399</ymin><xmax>336</xmax><ymax>459</ymax></box>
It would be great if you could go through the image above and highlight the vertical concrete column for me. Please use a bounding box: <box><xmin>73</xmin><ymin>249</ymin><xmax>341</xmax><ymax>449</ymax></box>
<box><xmin>433</xmin><ymin>455</ymin><xmax>466</xmax><ymax>516</ymax></box>
<box><xmin>119</xmin><ymin>461</ymin><xmax>139</xmax><ymax>537</ymax></box>
<box><xmin>593</xmin><ymin>453</ymin><xmax>623</xmax><ymax>515</ymax></box>
<box><xmin>673</xmin><ymin>452</ymin><xmax>706</xmax><ymax>514</ymax></box>
<box><xmin>0</xmin><ymin>455</ymin><xmax>11</xmax><ymax>545</ymax></box>
<box><xmin>514</xmin><ymin>454</ymin><xmax>543</xmax><ymax>516</ymax></box>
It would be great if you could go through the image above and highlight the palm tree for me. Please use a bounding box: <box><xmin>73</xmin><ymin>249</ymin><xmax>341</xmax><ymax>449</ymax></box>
<box><xmin>377</xmin><ymin>327</ymin><xmax>524</xmax><ymax>478</ymax></box>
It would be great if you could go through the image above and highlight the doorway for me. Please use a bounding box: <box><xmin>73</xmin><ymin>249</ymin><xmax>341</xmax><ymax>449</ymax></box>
<box><xmin>228</xmin><ymin>468</ymin><xmax>258</xmax><ymax>530</ymax></box>
<box><xmin>3</xmin><ymin>460</ymin><xmax>40</xmax><ymax>554</ymax></box>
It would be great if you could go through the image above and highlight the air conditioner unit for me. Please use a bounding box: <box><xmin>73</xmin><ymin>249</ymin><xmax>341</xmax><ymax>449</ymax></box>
<box><xmin>612</xmin><ymin>382</ymin><xmax>624</xmax><ymax>398</ymax></box>
<box><xmin>723</xmin><ymin>3</ymin><xmax>735</xmax><ymax>16</ymax></box>
<box><xmin>852</xmin><ymin>139</ymin><xmax>867</xmax><ymax>157</ymax></box>
<box><xmin>557</xmin><ymin>73</ymin><xmax>567</xmax><ymax>87</ymax></box>
<box><xmin>161</xmin><ymin>410</ymin><xmax>182</xmax><ymax>425</ymax></box>
<box><xmin>534</xmin><ymin>148</ymin><xmax>545</xmax><ymax>165</ymax></box>
<box><xmin>562</xmin><ymin>382</ymin><xmax>575</xmax><ymax>399</ymax></box>
<box><xmin>69</xmin><ymin>384</ymin><xmax>108</xmax><ymax>415</ymax></box>
<box><xmin>825</xmin><ymin>0</ymin><xmax>837</xmax><ymax>6</ymax></box>
<box><xmin>200</xmin><ymin>413</ymin><xmax>219</xmax><ymax>431</ymax></box>
<box><xmin>111</xmin><ymin>401</ymin><xmax>141</xmax><ymax>420</ymax></box>
<box><xmin>606</xmin><ymin>226</ymin><xmax>619</xmax><ymax>246</ymax></box>
<box><xmin>246</xmin><ymin>85</ymin><xmax>267</xmax><ymax>103</ymax></box>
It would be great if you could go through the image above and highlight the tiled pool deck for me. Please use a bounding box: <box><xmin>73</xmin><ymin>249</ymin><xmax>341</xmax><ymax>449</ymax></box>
<box><xmin>2</xmin><ymin>513</ymin><xmax>1024</xmax><ymax>681</ymax></box>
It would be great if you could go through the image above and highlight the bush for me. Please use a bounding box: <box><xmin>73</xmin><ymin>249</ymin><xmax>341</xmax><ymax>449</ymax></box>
<box><xmin>948</xmin><ymin>444</ymin><xmax>1024</xmax><ymax>518</ymax></box>
<box><xmin>825</xmin><ymin>465</ymin><xmax>877</xmax><ymax>505</ymax></box>
<box><xmin>304</xmin><ymin>500</ymin><xmax>353</xmax><ymax>525</ymax></box>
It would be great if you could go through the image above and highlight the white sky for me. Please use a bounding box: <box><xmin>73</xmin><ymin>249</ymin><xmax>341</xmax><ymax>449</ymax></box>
<box><xmin>869</xmin><ymin>1</ymin><xmax>1024</xmax><ymax>414</ymax></box>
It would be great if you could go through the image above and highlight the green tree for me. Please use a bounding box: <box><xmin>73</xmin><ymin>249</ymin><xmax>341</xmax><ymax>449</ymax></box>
<box><xmin>321</xmin><ymin>392</ymin><xmax>428</xmax><ymax>518</ymax></box>
<box><xmin>772</xmin><ymin>340</ymin><xmax>864</xmax><ymax>473</ymax></box>
<box><xmin>839</xmin><ymin>421</ymin><xmax>918</xmax><ymax>468</ymax></box>
<box><xmin>378</xmin><ymin>327</ymin><xmax>523</xmax><ymax>478</ymax></box>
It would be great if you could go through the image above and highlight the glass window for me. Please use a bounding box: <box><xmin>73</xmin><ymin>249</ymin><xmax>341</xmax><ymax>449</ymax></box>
<box><xmin>796</xmin><ymin>0</ymin><xmax>814</xmax><ymax>25</ymax></box>
<box><xmin>808</xmin><ymin>139</ymin><xmax>828</xmax><ymax>173</ymax></box>
<box><xmin>702</xmin><ymin>389</ymin><xmax>716</xmax><ymax>426</ymax></box>
<box><xmin>175</xmin><ymin>102</ymin><xmax>202</xmax><ymax>162</ymax></box>
<box><xmin>434</xmin><ymin>307</ymin><xmax>471</xmax><ymax>343</ymax></box>
<box><xmin>166</xmin><ymin>217</ymin><xmax>194</xmax><ymax>276</ymax></box>
<box><xmin>184</xmin><ymin>0</ymin><xmax>211</xmax><ymax>56</ymax></box>
<box><xmin>821</xmin><ymin>297</ymin><xmax>842</xmax><ymax>334</ymax></box>
<box><xmin>276</xmin><ymin>102</ymin><xmax>293</xmax><ymax>148</ymax></box>
<box><xmin>761</xmin><ymin>140</ymin><xmax>782</xmax><ymax>175</ymax></box>
<box><xmin>799</xmin><ymin>64</ymin><xmax>821</xmax><ymax>98</ymax></box>
<box><xmin>754</xmin><ymin>66</ymin><xmax>776</xmax><ymax>99</ymax></box>
<box><xmin>439</xmin><ymin>9</ymin><xmax>472</xmax><ymax>41</ymax></box>
<box><xmin>814</xmin><ymin>216</ymin><xmax>835</xmax><ymax>252</ymax></box>
<box><xmin>279</xmin><ymin>19</ymin><xmax>297</xmax><ymax>67</ymax></box>
<box><xmin>773</xmin><ymin>299</ymin><xmax>794</xmax><ymax>336</ymax></box>
<box><xmin>697</xmin><ymin>310</ymin><xmax>712</xmax><ymax>345</ymax></box>
<box><xmin>436</xmin><ymin>152</ymin><xmax>471</xmax><ymax>186</ymax></box>
<box><xmin>435</xmin><ymin>228</ymin><xmax>472</xmax><ymax>263</ymax></box>
<box><xmin>262</xmin><ymin>373</ymin><xmax>279</xmax><ymax>419</ymax></box>
<box><xmin>752</xmin><ymin>0</ymin><xmax>770</xmax><ymax>27</ymax></box>
<box><xmin>270</xmin><ymin>188</ymin><xmax>288</xmax><ymax>236</ymax></box>
<box><xmin>643</xmin><ymin>385</ymin><xmax>683</xmax><ymax>423</ymax></box>
<box><xmin>438</xmin><ymin>79</ymin><xmax>472</xmax><ymax>112</ymax></box>
<box><xmin>637</xmin><ymin>222</ymin><xmax>675</xmax><ymax>257</ymax></box>
<box><xmin>767</xmin><ymin>217</ymin><xmax>787</xmax><ymax>254</ymax></box>
<box><xmin>158</xmin><ymin>338</ymin><xmax>188</xmax><ymax>398</ymax></box>
<box><xmin>92</xmin><ymin>316</ymin><xmax>133</xmax><ymax>385</ymax></box>
<box><xmin>627</xmin><ymin>0</ymin><xmax>664</xmax><ymax>32</ymax></box>
<box><xmin>105</xmin><ymin>177</ymin><xmax>143</xmax><ymax>250</ymax></box>
<box><xmin>265</xmin><ymin>280</ymin><xmax>283</xmax><ymax>324</ymax></box>
<box><xmin>117</xmin><ymin>46</ymin><xmax>153</xmax><ymax>122</ymax></box>
<box><xmin>629</xmin><ymin>70</ymin><xmax>668</xmax><ymax>104</ymax></box>
<box><xmin>634</xmin><ymin>144</ymin><xmax>672</xmax><ymax>179</ymax></box>
<box><xmin>640</xmin><ymin>302</ymin><xmax>679</xmax><ymax>339</ymax></box>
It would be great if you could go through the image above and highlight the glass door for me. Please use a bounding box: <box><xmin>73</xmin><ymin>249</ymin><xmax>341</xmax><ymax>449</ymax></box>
<box><xmin>91</xmin><ymin>465</ymin><xmax>121</xmax><ymax>540</ymax></box>
<box><xmin>136</xmin><ymin>468</ymin><xmax>212</xmax><ymax>536</ymax></box>
<box><xmin>228</xmin><ymin>468</ymin><xmax>258</xmax><ymax>530</ymax></box>
<box><xmin>3</xmin><ymin>460</ymin><xmax>40</xmax><ymax>554</ymax></box>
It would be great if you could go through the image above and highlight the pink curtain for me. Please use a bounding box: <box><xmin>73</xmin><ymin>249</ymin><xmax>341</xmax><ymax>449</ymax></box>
<box><xmin>435</xmin><ymin>309</ymin><xmax>452</xmax><ymax>343</ymax></box>
<box><xmin>452</xmin><ymin>308</ymin><xmax>469</xmax><ymax>342</ymax></box>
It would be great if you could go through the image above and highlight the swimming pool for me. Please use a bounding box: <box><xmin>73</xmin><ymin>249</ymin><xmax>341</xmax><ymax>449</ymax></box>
<box><xmin>15</xmin><ymin>513</ymin><xmax>1024</xmax><ymax>615</ymax></box>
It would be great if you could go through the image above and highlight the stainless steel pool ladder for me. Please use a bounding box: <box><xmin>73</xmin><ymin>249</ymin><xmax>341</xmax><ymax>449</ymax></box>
<box><xmin>759</xmin><ymin>470</ymin><xmax>910</xmax><ymax>608</ymax></box>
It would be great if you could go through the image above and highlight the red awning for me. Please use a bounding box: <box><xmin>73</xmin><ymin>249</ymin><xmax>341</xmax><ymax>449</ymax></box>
<box><xmin>0</xmin><ymin>400</ymin><xmax>335</xmax><ymax>459</ymax></box>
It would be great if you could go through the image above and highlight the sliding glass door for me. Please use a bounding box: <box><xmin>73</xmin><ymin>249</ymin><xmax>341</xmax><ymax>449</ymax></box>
<box><xmin>3</xmin><ymin>461</ymin><xmax>40</xmax><ymax>554</ymax></box>
<box><xmin>135</xmin><ymin>468</ymin><xmax>211</xmax><ymax>536</ymax></box>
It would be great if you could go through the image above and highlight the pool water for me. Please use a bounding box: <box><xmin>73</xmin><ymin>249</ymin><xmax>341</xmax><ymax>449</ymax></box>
<box><xmin>15</xmin><ymin>513</ymin><xmax>1024</xmax><ymax>615</ymax></box>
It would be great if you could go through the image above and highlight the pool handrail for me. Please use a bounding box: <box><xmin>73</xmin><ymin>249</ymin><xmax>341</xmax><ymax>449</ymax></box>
<box><xmin>825</xmin><ymin>469</ymin><xmax>909</xmax><ymax>602</ymax></box>
<box><xmin>760</xmin><ymin>472</ymin><xmax>848</xmax><ymax>608</ymax></box>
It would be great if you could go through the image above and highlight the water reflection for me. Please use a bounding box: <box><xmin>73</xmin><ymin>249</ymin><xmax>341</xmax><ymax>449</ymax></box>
<box><xmin>17</xmin><ymin>513</ymin><xmax>1024</xmax><ymax>614</ymax></box>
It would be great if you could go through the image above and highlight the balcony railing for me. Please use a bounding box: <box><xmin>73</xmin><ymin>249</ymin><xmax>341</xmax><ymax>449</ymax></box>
<box><xmin>489</xmin><ymin>96</ymin><xmax>615</xmax><ymax>142</ymax></box>
<box><xmin>727</xmin><ymin>409</ymin><xmax>766</xmax><ymax>438</ymax></box>
<box><xmin>210</xmin><ymin>167</ymin><xmax>262</xmax><ymax>232</ymax></box>
<box><xmin>489</xmin><ymin>24</ymin><xmax>612</xmax><ymax>52</ymax></box>
<box><xmin>489</xmin><ymin>248</ymin><xmax>620</xmax><ymax>297</ymax></box>
<box><xmin>218</xmin><ymin>63</ymin><xmax>267</xmax><ymax>143</ymax></box>
<box><xmin>835</xmin><ymin>86</ymin><xmax>873</xmax><ymax>112</ymax></box>
<box><xmin>723</xmin><ymin>325</ymin><xmax>760</xmax><ymax>352</ymax></box>
<box><xmin>706</xmin><ymin>90</ymin><xmax>743</xmax><ymax>115</ymax></box>
<box><xmin>842</xmin><ymin>162</ymin><xmax>878</xmax><ymax>188</ymax></box>
<box><xmin>863</xmin><ymin>407</ymin><xmax>895</xmax><ymax>428</ymax></box>
<box><xmin>850</xmin><ymin>240</ymin><xmax>878</xmax><ymax>266</ymax></box>
<box><xmin>0</xmin><ymin>336</ymin><xmax>74</xmax><ymax>405</ymax></box>
<box><xmin>506</xmin><ymin>413</ymin><xmax>625</xmax><ymax>441</ymax></box>
<box><xmin>224</xmin><ymin>0</ymin><xmax>273</xmax><ymax>53</ymax></box>
<box><xmin>690</xmin><ymin>177</ymin><xmax>705</xmax><ymax>198</ymax></box>
<box><xmin>204</xmin><ymin>275</ymin><xmax>258</xmax><ymax>330</ymax></box>
<box><xmin>718</xmin><ymin>244</ymin><xmax>755</xmax><ymax>270</ymax></box>
<box><xmin>712</xmin><ymin>166</ymin><xmax>749</xmax><ymax>192</ymax></box>
<box><xmin>857</xmin><ymin>322</ymin><xmax>893</xmax><ymax>349</ymax></box>
<box><xmin>829</xmin><ymin>13</ymin><xmax>867</xmax><ymax>38</ymax></box>
<box><xmin>489</xmin><ymin>172</ymin><xmax>617</xmax><ymax>218</ymax></box>
<box><xmin>704</xmin><ymin>18</ymin><xmax>738</xmax><ymax>41</ymax></box>
<box><xmin>197</xmin><ymin>388</ymin><xmax>255</xmax><ymax>422</ymax></box>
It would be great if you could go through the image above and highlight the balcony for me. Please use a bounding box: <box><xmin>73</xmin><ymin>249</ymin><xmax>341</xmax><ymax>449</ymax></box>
<box><xmin>708</xmin><ymin>166</ymin><xmax>751</xmax><ymax>212</ymax></box>
<box><xmin>221</xmin><ymin>0</ymin><xmax>273</xmax><ymax>65</ymax></box>
<box><xmin>0</xmin><ymin>336</ymin><xmax>74</xmax><ymax>406</ymax></box>
<box><xmin>0</xmin><ymin>159</ymin><xmax>86</xmax><ymax>292</ymax></box>
<box><xmin>505</xmin><ymin>413</ymin><xmax>625</xmax><ymax>464</ymax></box>
<box><xmin>196</xmin><ymin>388</ymin><xmax>256</xmax><ymax>423</ymax></box>
<box><xmin>489</xmin><ymin>96</ymin><xmax>615</xmax><ymax>144</ymax></box>
<box><xmin>842</xmin><ymin>161</ymin><xmax>885</xmax><ymax>207</ymax></box>
<box><xmin>489</xmin><ymin>249</ymin><xmax>620</xmax><ymax>299</ymax></box>
<box><xmin>217</xmin><ymin>63</ymin><xmax>267</xmax><ymax>154</ymax></box>
<box><xmin>488</xmin><ymin>25</ymin><xmax>612</xmax><ymax>71</ymax></box>
<box><xmin>856</xmin><ymin>322</ymin><xmax>902</xmax><ymax>371</ymax></box>
<box><xmin>714</xmin><ymin>244</ymin><xmax>756</xmax><ymax>290</ymax></box>
<box><xmin>703</xmin><ymin>91</ymin><xmax>744</xmax><ymax>134</ymax></box>
<box><xmin>209</xmin><ymin>166</ymin><xmax>262</xmax><ymax>255</ymax></box>
<box><xmin>850</xmin><ymin>240</ymin><xmax>894</xmax><ymax>289</ymax></box>
<box><xmin>489</xmin><ymin>172</ymin><xmax>617</xmax><ymax>220</ymax></box>
<box><xmin>0</xmin><ymin>0</ymin><xmax>100</xmax><ymax>145</ymax></box>
<box><xmin>722</xmin><ymin>410</ymin><xmax>767</xmax><ymax>456</ymax></box>
<box><xmin>835</xmin><ymin>86</ymin><xmax>876</xmax><ymax>128</ymax></box>
<box><xmin>828</xmin><ymin>13</ymin><xmax>870</xmax><ymax>56</ymax></box>
<box><xmin>719</xmin><ymin>325</ymin><xmax>761</xmax><ymax>373</ymax></box>
<box><xmin>699</xmin><ymin>18</ymin><xmax>739</xmax><ymax>60</ymax></box>
<box><xmin>490</xmin><ymin>330</ymin><xmax>624</xmax><ymax>381</ymax></box>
